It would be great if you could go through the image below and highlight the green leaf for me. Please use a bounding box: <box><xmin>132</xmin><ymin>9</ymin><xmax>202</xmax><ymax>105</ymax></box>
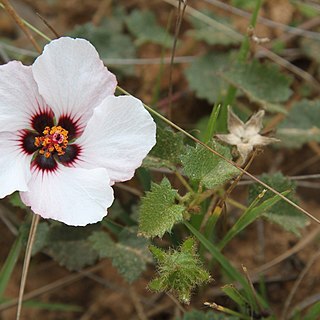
<box><xmin>277</xmin><ymin>99</ymin><xmax>320</xmax><ymax>148</ymax></box>
<box><xmin>232</xmin><ymin>0</ymin><xmax>257</xmax><ymax>10</ymax></box>
<box><xmin>0</xmin><ymin>233</ymin><xmax>23</xmax><ymax>299</ymax></box>
<box><xmin>304</xmin><ymin>301</ymin><xmax>320</xmax><ymax>320</ymax></box>
<box><xmin>46</xmin><ymin>225</ymin><xmax>98</xmax><ymax>271</ymax></box>
<box><xmin>185</xmin><ymin>52</ymin><xmax>231</xmax><ymax>103</ymax></box>
<box><xmin>187</xmin><ymin>10</ymin><xmax>239</xmax><ymax>46</ymax></box>
<box><xmin>125</xmin><ymin>10</ymin><xmax>173</xmax><ymax>47</ymax></box>
<box><xmin>221</xmin><ymin>60</ymin><xmax>293</xmax><ymax>112</ymax></box>
<box><xmin>138</xmin><ymin>178</ymin><xmax>185</xmax><ymax>238</ymax></box>
<box><xmin>300</xmin><ymin>38</ymin><xmax>320</xmax><ymax>64</ymax></box>
<box><xmin>181</xmin><ymin>141</ymin><xmax>239</xmax><ymax>189</ymax></box>
<box><xmin>70</xmin><ymin>10</ymin><xmax>136</xmax><ymax>75</ymax></box>
<box><xmin>143</xmin><ymin>127</ymin><xmax>185</xmax><ymax>170</ymax></box>
<box><xmin>149</xmin><ymin>238</ymin><xmax>211</xmax><ymax>304</ymax></box>
<box><xmin>248</xmin><ymin>172</ymin><xmax>308</xmax><ymax>236</ymax></box>
<box><xmin>221</xmin><ymin>284</ymin><xmax>249</xmax><ymax>309</ymax></box>
<box><xmin>8</xmin><ymin>192</ymin><xmax>27</xmax><ymax>209</ymax></box>
<box><xmin>219</xmin><ymin>191</ymin><xmax>289</xmax><ymax>250</ymax></box>
<box><xmin>31</xmin><ymin>222</ymin><xmax>50</xmax><ymax>255</ymax></box>
<box><xmin>89</xmin><ymin>228</ymin><xmax>151</xmax><ymax>283</ymax></box>
<box><xmin>184</xmin><ymin>222</ymin><xmax>264</xmax><ymax>309</ymax></box>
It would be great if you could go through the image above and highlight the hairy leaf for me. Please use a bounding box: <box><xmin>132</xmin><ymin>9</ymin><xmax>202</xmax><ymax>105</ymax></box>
<box><xmin>89</xmin><ymin>228</ymin><xmax>151</xmax><ymax>282</ymax></box>
<box><xmin>187</xmin><ymin>10</ymin><xmax>240</xmax><ymax>46</ymax></box>
<box><xmin>149</xmin><ymin>238</ymin><xmax>211</xmax><ymax>304</ymax></box>
<box><xmin>9</xmin><ymin>192</ymin><xmax>27</xmax><ymax>209</ymax></box>
<box><xmin>138</xmin><ymin>178</ymin><xmax>185</xmax><ymax>238</ymax></box>
<box><xmin>125</xmin><ymin>10</ymin><xmax>173</xmax><ymax>47</ymax></box>
<box><xmin>143</xmin><ymin>127</ymin><xmax>185</xmax><ymax>170</ymax></box>
<box><xmin>70</xmin><ymin>10</ymin><xmax>136</xmax><ymax>75</ymax></box>
<box><xmin>221</xmin><ymin>61</ymin><xmax>293</xmax><ymax>112</ymax></box>
<box><xmin>181</xmin><ymin>141</ymin><xmax>239</xmax><ymax>189</ymax></box>
<box><xmin>277</xmin><ymin>99</ymin><xmax>320</xmax><ymax>148</ymax></box>
<box><xmin>46</xmin><ymin>225</ymin><xmax>98</xmax><ymax>271</ymax></box>
<box><xmin>185</xmin><ymin>53</ymin><xmax>232</xmax><ymax>103</ymax></box>
<box><xmin>248</xmin><ymin>172</ymin><xmax>308</xmax><ymax>235</ymax></box>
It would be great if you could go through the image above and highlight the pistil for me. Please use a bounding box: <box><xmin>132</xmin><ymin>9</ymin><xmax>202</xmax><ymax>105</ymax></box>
<box><xmin>34</xmin><ymin>126</ymin><xmax>69</xmax><ymax>158</ymax></box>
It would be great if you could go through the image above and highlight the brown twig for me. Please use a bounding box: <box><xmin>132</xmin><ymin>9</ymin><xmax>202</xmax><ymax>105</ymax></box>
<box><xmin>16</xmin><ymin>214</ymin><xmax>40</xmax><ymax>320</ymax></box>
<box><xmin>35</xmin><ymin>12</ymin><xmax>60</xmax><ymax>38</ymax></box>
<box><xmin>253</xmin><ymin>226</ymin><xmax>320</xmax><ymax>274</ymax></box>
<box><xmin>281</xmin><ymin>250</ymin><xmax>320</xmax><ymax>320</ymax></box>
<box><xmin>167</xmin><ymin>0</ymin><xmax>187</xmax><ymax>120</ymax></box>
<box><xmin>129</xmin><ymin>287</ymin><xmax>148</xmax><ymax>320</ymax></box>
<box><xmin>1</xmin><ymin>0</ymin><xmax>41</xmax><ymax>54</ymax></box>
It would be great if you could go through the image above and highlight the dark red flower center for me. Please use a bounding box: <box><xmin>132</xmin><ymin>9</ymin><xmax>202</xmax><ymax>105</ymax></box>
<box><xmin>20</xmin><ymin>112</ymin><xmax>81</xmax><ymax>172</ymax></box>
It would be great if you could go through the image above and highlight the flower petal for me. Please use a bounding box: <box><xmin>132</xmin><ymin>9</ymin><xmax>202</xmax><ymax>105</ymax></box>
<box><xmin>250</xmin><ymin>134</ymin><xmax>279</xmax><ymax>146</ymax></box>
<box><xmin>32</xmin><ymin>37</ymin><xmax>117</xmax><ymax>133</ymax></box>
<box><xmin>0</xmin><ymin>132</ymin><xmax>32</xmax><ymax>198</ymax></box>
<box><xmin>216</xmin><ymin>133</ymin><xmax>241</xmax><ymax>146</ymax></box>
<box><xmin>76</xmin><ymin>95</ymin><xmax>156</xmax><ymax>183</ymax></box>
<box><xmin>0</xmin><ymin>61</ymin><xmax>49</xmax><ymax>132</ymax></box>
<box><xmin>20</xmin><ymin>166</ymin><xmax>114</xmax><ymax>226</ymax></box>
<box><xmin>237</xmin><ymin>143</ymin><xmax>253</xmax><ymax>164</ymax></box>
<box><xmin>227</xmin><ymin>107</ymin><xmax>245</xmax><ymax>137</ymax></box>
<box><xmin>244</xmin><ymin>110</ymin><xmax>265</xmax><ymax>136</ymax></box>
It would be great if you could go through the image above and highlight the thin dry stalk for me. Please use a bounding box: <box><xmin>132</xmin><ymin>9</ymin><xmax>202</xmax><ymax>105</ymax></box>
<box><xmin>16</xmin><ymin>214</ymin><xmax>40</xmax><ymax>320</ymax></box>
<box><xmin>35</xmin><ymin>12</ymin><xmax>60</xmax><ymax>38</ymax></box>
<box><xmin>129</xmin><ymin>287</ymin><xmax>148</xmax><ymax>320</ymax></box>
<box><xmin>168</xmin><ymin>0</ymin><xmax>188</xmax><ymax>120</ymax></box>
<box><xmin>281</xmin><ymin>250</ymin><xmax>320</xmax><ymax>320</ymax></box>
<box><xmin>253</xmin><ymin>226</ymin><xmax>320</xmax><ymax>274</ymax></box>
<box><xmin>1</xmin><ymin>0</ymin><xmax>41</xmax><ymax>54</ymax></box>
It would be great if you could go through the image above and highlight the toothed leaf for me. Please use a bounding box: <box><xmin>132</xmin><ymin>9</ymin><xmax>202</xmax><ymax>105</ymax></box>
<box><xmin>89</xmin><ymin>228</ymin><xmax>151</xmax><ymax>283</ymax></box>
<box><xmin>181</xmin><ymin>141</ymin><xmax>239</xmax><ymax>189</ymax></box>
<box><xmin>138</xmin><ymin>178</ymin><xmax>185</xmax><ymax>238</ymax></box>
<box><xmin>248</xmin><ymin>172</ymin><xmax>308</xmax><ymax>236</ymax></box>
<box><xmin>149</xmin><ymin>238</ymin><xmax>211</xmax><ymax>304</ymax></box>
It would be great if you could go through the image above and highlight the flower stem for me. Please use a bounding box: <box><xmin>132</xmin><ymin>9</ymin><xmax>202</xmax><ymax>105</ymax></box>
<box><xmin>218</xmin><ymin>0</ymin><xmax>264</xmax><ymax>132</ymax></box>
<box><xmin>16</xmin><ymin>214</ymin><xmax>40</xmax><ymax>320</ymax></box>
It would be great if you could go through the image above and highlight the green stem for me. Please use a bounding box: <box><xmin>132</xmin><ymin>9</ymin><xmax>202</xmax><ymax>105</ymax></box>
<box><xmin>0</xmin><ymin>233</ymin><xmax>23</xmax><ymax>300</ymax></box>
<box><xmin>218</xmin><ymin>0</ymin><xmax>264</xmax><ymax>132</ymax></box>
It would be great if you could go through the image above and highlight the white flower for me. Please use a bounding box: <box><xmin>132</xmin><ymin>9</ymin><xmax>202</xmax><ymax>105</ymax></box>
<box><xmin>216</xmin><ymin>107</ymin><xmax>278</xmax><ymax>163</ymax></box>
<box><xmin>0</xmin><ymin>37</ymin><xmax>156</xmax><ymax>226</ymax></box>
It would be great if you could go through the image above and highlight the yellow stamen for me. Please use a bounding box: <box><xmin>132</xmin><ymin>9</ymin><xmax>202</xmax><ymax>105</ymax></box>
<box><xmin>34</xmin><ymin>125</ymin><xmax>69</xmax><ymax>158</ymax></box>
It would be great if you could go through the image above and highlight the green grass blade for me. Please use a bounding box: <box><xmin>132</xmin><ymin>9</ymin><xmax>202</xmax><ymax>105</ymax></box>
<box><xmin>221</xmin><ymin>284</ymin><xmax>249</xmax><ymax>309</ymax></box>
<box><xmin>218</xmin><ymin>191</ymin><xmax>290</xmax><ymax>250</ymax></box>
<box><xmin>304</xmin><ymin>301</ymin><xmax>320</xmax><ymax>320</ymax></box>
<box><xmin>0</xmin><ymin>233</ymin><xmax>23</xmax><ymax>299</ymax></box>
<box><xmin>184</xmin><ymin>221</ymin><xmax>256</xmax><ymax>306</ymax></box>
<box><xmin>204</xmin><ymin>103</ymin><xmax>221</xmax><ymax>142</ymax></box>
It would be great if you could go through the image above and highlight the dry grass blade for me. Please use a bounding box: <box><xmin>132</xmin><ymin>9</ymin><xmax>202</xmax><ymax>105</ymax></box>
<box><xmin>253</xmin><ymin>226</ymin><xmax>320</xmax><ymax>274</ymax></box>
<box><xmin>281</xmin><ymin>250</ymin><xmax>320</xmax><ymax>320</ymax></box>
<box><xmin>168</xmin><ymin>0</ymin><xmax>188</xmax><ymax>119</ymax></box>
<box><xmin>16</xmin><ymin>214</ymin><xmax>40</xmax><ymax>320</ymax></box>
<box><xmin>1</xmin><ymin>0</ymin><xmax>42</xmax><ymax>54</ymax></box>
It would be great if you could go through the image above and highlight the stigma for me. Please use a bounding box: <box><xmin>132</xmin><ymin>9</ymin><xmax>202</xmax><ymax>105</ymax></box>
<box><xmin>34</xmin><ymin>126</ymin><xmax>69</xmax><ymax>158</ymax></box>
